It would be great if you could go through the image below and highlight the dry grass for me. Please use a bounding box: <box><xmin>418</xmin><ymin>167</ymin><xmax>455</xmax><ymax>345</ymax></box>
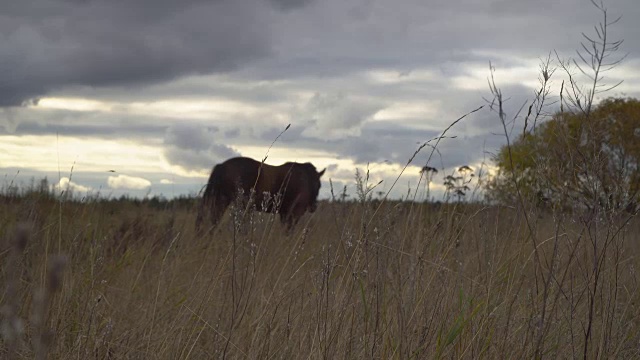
<box><xmin>1</xmin><ymin>190</ymin><xmax>639</xmax><ymax>359</ymax></box>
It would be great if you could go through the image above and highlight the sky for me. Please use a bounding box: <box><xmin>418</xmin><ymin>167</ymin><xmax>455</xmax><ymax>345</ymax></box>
<box><xmin>1</xmin><ymin>0</ymin><xmax>639</xmax><ymax>201</ymax></box>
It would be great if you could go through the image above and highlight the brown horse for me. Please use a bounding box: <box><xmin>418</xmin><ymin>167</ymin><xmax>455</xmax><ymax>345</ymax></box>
<box><xmin>196</xmin><ymin>157</ymin><xmax>325</xmax><ymax>231</ymax></box>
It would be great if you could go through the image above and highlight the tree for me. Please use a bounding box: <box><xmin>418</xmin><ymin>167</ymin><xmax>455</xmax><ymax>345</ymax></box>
<box><xmin>487</xmin><ymin>97</ymin><xmax>640</xmax><ymax>211</ymax></box>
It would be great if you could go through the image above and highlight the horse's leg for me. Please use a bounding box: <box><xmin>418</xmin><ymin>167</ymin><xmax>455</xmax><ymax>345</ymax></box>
<box><xmin>280</xmin><ymin>211</ymin><xmax>296</xmax><ymax>233</ymax></box>
<box><xmin>280</xmin><ymin>204</ymin><xmax>305</xmax><ymax>233</ymax></box>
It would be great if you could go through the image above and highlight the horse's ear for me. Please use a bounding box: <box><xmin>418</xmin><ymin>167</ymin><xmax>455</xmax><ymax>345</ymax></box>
<box><xmin>318</xmin><ymin>168</ymin><xmax>326</xmax><ymax>177</ymax></box>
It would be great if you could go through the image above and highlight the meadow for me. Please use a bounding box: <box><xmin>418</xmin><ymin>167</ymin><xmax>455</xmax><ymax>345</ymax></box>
<box><xmin>3</xmin><ymin>2</ymin><xmax>636</xmax><ymax>358</ymax></box>
<box><xmin>1</xmin><ymin>182</ymin><xmax>639</xmax><ymax>359</ymax></box>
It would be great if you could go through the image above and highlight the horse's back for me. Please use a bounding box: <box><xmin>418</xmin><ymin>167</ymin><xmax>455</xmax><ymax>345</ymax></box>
<box><xmin>217</xmin><ymin>157</ymin><xmax>280</xmax><ymax>193</ymax></box>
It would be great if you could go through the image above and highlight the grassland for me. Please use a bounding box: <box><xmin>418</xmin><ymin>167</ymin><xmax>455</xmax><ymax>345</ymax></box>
<box><xmin>1</xmin><ymin>187</ymin><xmax>639</xmax><ymax>359</ymax></box>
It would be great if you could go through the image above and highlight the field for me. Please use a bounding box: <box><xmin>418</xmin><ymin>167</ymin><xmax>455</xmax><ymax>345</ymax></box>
<box><xmin>1</xmin><ymin>188</ymin><xmax>639</xmax><ymax>359</ymax></box>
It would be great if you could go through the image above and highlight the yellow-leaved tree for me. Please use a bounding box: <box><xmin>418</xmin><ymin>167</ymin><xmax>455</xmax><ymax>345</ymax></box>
<box><xmin>487</xmin><ymin>97</ymin><xmax>640</xmax><ymax>212</ymax></box>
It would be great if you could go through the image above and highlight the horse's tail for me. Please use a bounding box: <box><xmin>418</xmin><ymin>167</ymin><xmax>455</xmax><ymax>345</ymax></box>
<box><xmin>203</xmin><ymin>164</ymin><xmax>223</xmax><ymax>201</ymax></box>
<box><xmin>196</xmin><ymin>164</ymin><xmax>223</xmax><ymax>231</ymax></box>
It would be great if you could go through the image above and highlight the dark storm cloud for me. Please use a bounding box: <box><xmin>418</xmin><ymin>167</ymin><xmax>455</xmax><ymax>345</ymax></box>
<box><xmin>53</xmin><ymin>74</ymin><xmax>295</xmax><ymax>105</ymax></box>
<box><xmin>4</xmin><ymin>0</ymin><xmax>638</xmax><ymax>108</ymax></box>
<box><xmin>0</xmin><ymin>106</ymin><xmax>182</xmax><ymax>139</ymax></box>
<box><xmin>0</xmin><ymin>0</ymin><xmax>317</xmax><ymax>106</ymax></box>
<box><xmin>268</xmin><ymin>0</ymin><xmax>314</xmax><ymax>11</ymax></box>
<box><xmin>3</xmin><ymin>121</ymin><xmax>168</xmax><ymax>139</ymax></box>
<box><xmin>249</xmin><ymin>0</ymin><xmax>639</xmax><ymax>82</ymax></box>
<box><xmin>163</xmin><ymin>124</ymin><xmax>239</xmax><ymax>172</ymax></box>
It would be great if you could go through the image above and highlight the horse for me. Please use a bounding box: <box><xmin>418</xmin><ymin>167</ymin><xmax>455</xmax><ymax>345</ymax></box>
<box><xmin>196</xmin><ymin>156</ymin><xmax>325</xmax><ymax>231</ymax></box>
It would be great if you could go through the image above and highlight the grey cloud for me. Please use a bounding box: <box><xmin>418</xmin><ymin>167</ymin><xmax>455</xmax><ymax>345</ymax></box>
<box><xmin>52</xmin><ymin>75</ymin><xmax>295</xmax><ymax>105</ymax></box>
<box><xmin>0</xmin><ymin>106</ymin><xmax>257</xmax><ymax>144</ymax></box>
<box><xmin>0</xmin><ymin>108</ymin><xmax>20</xmax><ymax>133</ymax></box>
<box><xmin>163</xmin><ymin>124</ymin><xmax>239</xmax><ymax>172</ymax></box>
<box><xmin>429</xmin><ymin>134</ymin><xmax>503</xmax><ymax>168</ymax></box>
<box><xmin>163</xmin><ymin>146</ymin><xmax>238</xmax><ymax>173</ymax></box>
<box><xmin>0</xmin><ymin>0</ymin><xmax>275</xmax><ymax>106</ymax></box>
<box><xmin>164</xmin><ymin>124</ymin><xmax>219</xmax><ymax>152</ymax></box>
<box><xmin>297</xmin><ymin>92</ymin><xmax>385</xmax><ymax>139</ymax></box>
<box><xmin>5</xmin><ymin>121</ymin><xmax>168</xmax><ymax>139</ymax></box>
<box><xmin>307</xmin><ymin>92</ymin><xmax>382</xmax><ymax>128</ymax></box>
<box><xmin>250</xmin><ymin>0</ymin><xmax>639</xmax><ymax>82</ymax></box>
<box><xmin>3</xmin><ymin>0</ymin><xmax>638</xmax><ymax>109</ymax></box>
<box><xmin>260</xmin><ymin>124</ymin><xmax>307</xmax><ymax>143</ymax></box>
<box><xmin>321</xmin><ymin>120</ymin><xmax>444</xmax><ymax>165</ymax></box>
<box><xmin>0</xmin><ymin>107</ymin><xmax>178</xmax><ymax>139</ymax></box>
<box><xmin>224</xmin><ymin>128</ymin><xmax>241</xmax><ymax>139</ymax></box>
<box><xmin>261</xmin><ymin>115</ymin><xmax>497</xmax><ymax>172</ymax></box>
<box><xmin>252</xmin><ymin>113</ymin><xmax>494</xmax><ymax>169</ymax></box>
<box><xmin>256</xmin><ymin>120</ymin><xmax>439</xmax><ymax>165</ymax></box>
<box><xmin>444</xmin><ymin>81</ymin><xmax>569</xmax><ymax>141</ymax></box>
<box><xmin>268</xmin><ymin>0</ymin><xmax>315</xmax><ymax>11</ymax></box>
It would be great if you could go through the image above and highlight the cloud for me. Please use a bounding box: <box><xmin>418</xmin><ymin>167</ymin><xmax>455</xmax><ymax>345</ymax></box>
<box><xmin>268</xmin><ymin>0</ymin><xmax>315</xmax><ymax>11</ymax></box>
<box><xmin>107</xmin><ymin>174</ymin><xmax>152</xmax><ymax>190</ymax></box>
<box><xmin>224</xmin><ymin>128</ymin><xmax>241</xmax><ymax>139</ymax></box>
<box><xmin>3</xmin><ymin>0</ymin><xmax>638</xmax><ymax>109</ymax></box>
<box><xmin>163</xmin><ymin>124</ymin><xmax>240</xmax><ymax>173</ymax></box>
<box><xmin>0</xmin><ymin>108</ymin><xmax>20</xmax><ymax>132</ymax></box>
<box><xmin>332</xmin><ymin>121</ymin><xmax>438</xmax><ymax>164</ymax></box>
<box><xmin>0</xmin><ymin>0</ymin><xmax>278</xmax><ymax>106</ymax></box>
<box><xmin>298</xmin><ymin>92</ymin><xmax>384</xmax><ymax>139</ymax></box>
<box><xmin>164</xmin><ymin>123</ymin><xmax>219</xmax><ymax>151</ymax></box>
<box><xmin>160</xmin><ymin>179</ymin><xmax>175</xmax><ymax>185</ymax></box>
<box><xmin>55</xmin><ymin>177</ymin><xmax>91</xmax><ymax>193</ymax></box>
